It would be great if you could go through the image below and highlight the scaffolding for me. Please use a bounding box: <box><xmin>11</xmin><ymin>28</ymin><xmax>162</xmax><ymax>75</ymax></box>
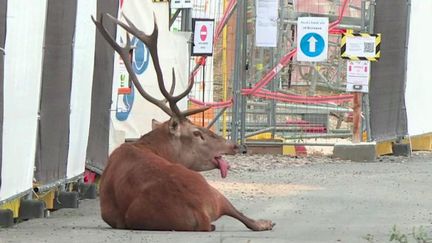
<box><xmin>175</xmin><ymin>0</ymin><xmax>376</xmax><ymax>147</ymax></box>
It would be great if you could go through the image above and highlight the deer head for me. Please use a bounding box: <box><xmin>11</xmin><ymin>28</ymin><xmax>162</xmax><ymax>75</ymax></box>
<box><xmin>92</xmin><ymin>13</ymin><xmax>238</xmax><ymax>177</ymax></box>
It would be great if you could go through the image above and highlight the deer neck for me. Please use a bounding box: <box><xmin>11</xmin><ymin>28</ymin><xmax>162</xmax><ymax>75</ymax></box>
<box><xmin>135</xmin><ymin>128</ymin><xmax>180</xmax><ymax>163</ymax></box>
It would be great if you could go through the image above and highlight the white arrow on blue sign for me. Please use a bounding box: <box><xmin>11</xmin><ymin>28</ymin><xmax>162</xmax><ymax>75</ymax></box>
<box><xmin>297</xmin><ymin>17</ymin><xmax>329</xmax><ymax>62</ymax></box>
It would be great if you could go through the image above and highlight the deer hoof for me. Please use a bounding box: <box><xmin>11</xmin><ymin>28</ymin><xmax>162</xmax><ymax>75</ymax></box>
<box><xmin>252</xmin><ymin>219</ymin><xmax>275</xmax><ymax>231</ymax></box>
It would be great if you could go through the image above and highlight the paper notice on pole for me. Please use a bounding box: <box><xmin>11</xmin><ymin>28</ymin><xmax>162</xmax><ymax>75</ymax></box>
<box><xmin>255</xmin><ymin>0</ymin><xmax>278</xmax><ymax>47</ymax></box>
<box><xmin>256</xmin><ymin>0</ymin><xmax>278</xmax><ymax>18</ymax></box>
<box><xmin>256</xmin><ymin>17</ymin><xmax>277</xmax><ymax>47</ymax></box>
<box><xmin>346</xmin><ymin>60</ymin><xmax>370</xmax><ymax>93</ymax></box>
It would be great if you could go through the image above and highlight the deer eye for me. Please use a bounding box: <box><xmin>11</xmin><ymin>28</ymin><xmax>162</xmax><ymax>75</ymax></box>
<box><xmin>193</xmin><ymin>131</ymin><xmax>204</xmax><ymax>140</ymax></box>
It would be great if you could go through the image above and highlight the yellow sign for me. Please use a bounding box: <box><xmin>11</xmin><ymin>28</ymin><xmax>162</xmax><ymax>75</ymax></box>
<box><xmin>341</xmin><ymin>32</ymin><xmax>381</xmax><ymax>61</ymax></box>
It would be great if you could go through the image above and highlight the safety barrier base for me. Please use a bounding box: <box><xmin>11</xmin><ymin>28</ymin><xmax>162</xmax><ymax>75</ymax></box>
<box><xmin>0</xmin><ymin>179</ymin><xmax>98</xmax><ymax>228</ymax></box>
<box><xmin>409</xmin><ymin>134</ymin><xmax>432</xmax><ymax>151</ymax></box>
<box><xmin>376</xmin><ymin>141</ymin><xmax>393</xmax><ymax>156</ymax></box>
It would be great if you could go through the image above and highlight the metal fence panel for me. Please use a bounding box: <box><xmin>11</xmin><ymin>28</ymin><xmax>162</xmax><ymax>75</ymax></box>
<box><xmin>207</xmin><ymin>0</ymin><xmax>362</xmax><ymax>146</ymax></box>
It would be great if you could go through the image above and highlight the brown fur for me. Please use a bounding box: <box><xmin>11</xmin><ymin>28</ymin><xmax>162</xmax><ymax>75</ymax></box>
<box><xmin>99</xmin><ymin>119</ymin><xmax>274</xmax><ymax>231</ymax></box>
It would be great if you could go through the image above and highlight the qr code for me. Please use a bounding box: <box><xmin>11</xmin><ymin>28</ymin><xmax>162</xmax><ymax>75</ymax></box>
<box><xmin>363</xmin><ymin>42</ymin><xmax>375</xmax><ymax>53</ymax></box>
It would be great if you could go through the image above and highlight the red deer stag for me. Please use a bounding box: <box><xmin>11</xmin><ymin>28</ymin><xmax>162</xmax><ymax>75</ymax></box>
<box><xmin>92</xmin><ymin>13</ymin><xmax>274</xmax><ymax>231</ymax></box>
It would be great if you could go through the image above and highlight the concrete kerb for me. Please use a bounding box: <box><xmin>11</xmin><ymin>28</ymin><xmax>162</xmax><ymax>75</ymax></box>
<box><xmin>333</xmin><ymin>141</ymin><xmax>377</xmax><ymax>161</ymax></box>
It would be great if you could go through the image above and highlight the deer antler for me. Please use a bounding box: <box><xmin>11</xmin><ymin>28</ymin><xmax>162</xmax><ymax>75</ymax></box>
<box><xmin>92</xmin><ymin>13</ymin><xmax>209</xmax><ymax>120</ymax></box>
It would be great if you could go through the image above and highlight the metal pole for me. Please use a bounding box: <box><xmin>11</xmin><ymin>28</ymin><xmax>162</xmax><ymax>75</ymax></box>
<box><xmin>363</xmin><ymin>0</ymin><xmax>376</xmax><ymax>141</ymax></box>
<box><xmin>308</xmin><ymin>62</ymin><xmax>318</xmax><ymax>95</ymax></box>
<box><xmin>183</xmin><ymin>8</ymin><xmax>192</xmax><ymax>106</ymax></box>
<box><xmin>269</xmin><ymin>48</ymin><xmax>276</xmax><ymax>138</ymax></box>
<box><xmin>207</xmin><ymin>107</ymin><xmax>228</xmax><ymax>129</ymax></box>
<box><xmin>230</xmin><ymin>0</ymin><xmax>246</xmax><ymax>144</ymax></box>
<box><xmin>222</xmin><ymin>0</ymin><xmax>229</xmax><ymax>138</ymax></box>
<box><xmin>181</xmin><ymin>9</ymin><xmax>192</xmax><ymax>32</ymax></box>
<box><xmin>245</xmin><ymin>127</ymin><xmax>275</xmax><ymax>138</ymax></box>
<box><xmin>352</xmin><ymin>92</ymin><xmax>362</xmax><ymax>143</ymax></box>
<box><xmin>239</xmin><ymin>0</ymin><xmax>248</xmax><ymax>146</ymax></box>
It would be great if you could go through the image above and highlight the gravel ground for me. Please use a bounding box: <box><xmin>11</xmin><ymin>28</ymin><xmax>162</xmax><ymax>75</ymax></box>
<box><xmin>1</xmin><ymin>151</ymin><xmax>432</xmax><ymax>243</ymax></box>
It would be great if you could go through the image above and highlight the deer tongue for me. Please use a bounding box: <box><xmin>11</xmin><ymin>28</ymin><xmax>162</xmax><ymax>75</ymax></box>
<box><xmin>215</xmin><ymin>157</ymin><xmax>229</xmax><ymax>178</ymax></box>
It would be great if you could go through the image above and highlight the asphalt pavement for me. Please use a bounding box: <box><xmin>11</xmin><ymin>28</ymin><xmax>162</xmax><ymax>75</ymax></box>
<box><xmin>1</xmin><ymin>153</ymin><xmax>431</xmax><ymax>243</ymax></box>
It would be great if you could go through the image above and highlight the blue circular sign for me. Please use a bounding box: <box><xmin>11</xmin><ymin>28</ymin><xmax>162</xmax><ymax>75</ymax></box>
<box><xmin>132</xmin><ymin>37</ymin><xmax>150</xmax><ymax>74</ymax></box>
<box><xmin>300</xmin><ymin>33</ymin><xmax>325</xmax><ymax>57</ymax></box>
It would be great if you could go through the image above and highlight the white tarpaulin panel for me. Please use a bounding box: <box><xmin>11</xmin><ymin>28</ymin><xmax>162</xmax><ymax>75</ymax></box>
<box><xmin>111</xmin><ymin>0</ymin><xmax>189</xmax><ymax>139</ymax></box>
<box><xmin>67</xmin><ymin>0</ymin><xmax>97</xmax><ymax>179</ymax></box>
<box><xmin>405</xmin><ymin>0</ymin><xmax>432</xmax><ymax>136</ymax></box>
<box><xmin>0</xmin><ymin>0</ymin><xmax>47</xmax><ymax>200</ymax></box>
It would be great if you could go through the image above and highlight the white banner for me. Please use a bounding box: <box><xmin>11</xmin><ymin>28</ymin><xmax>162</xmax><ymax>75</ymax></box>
<box><xmin>405</xmin><ymin>0</ymin><xmax>432</xmax><ymax>136</ymax></box>
<box><xmin>1</xmin><ymin>0</ymin><xmax>47</xmax><ymax>200</ymax></box>
<box><xmin>67</xmin><ymin>0</ymin><xmax>97</xmax><ymax>179</ymax></box>
<box><xmin>111</xmin><ymin>0</ymin><xmax>189</xmax><ymax>140</ymax></box>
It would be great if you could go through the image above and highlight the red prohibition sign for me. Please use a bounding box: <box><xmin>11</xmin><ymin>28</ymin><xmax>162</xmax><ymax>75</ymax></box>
<box><xmin>200</xmin><ymin>25</ymin><xmax>207</xmax><ymax>41</ymax></box>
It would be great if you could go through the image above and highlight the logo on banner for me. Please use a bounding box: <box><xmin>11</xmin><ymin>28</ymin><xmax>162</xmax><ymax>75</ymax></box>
<box><xmin>115</xmin><ymin>36</ymin><xmax>150</xmax><ymax>121</ymax></box>
<box><xmin>132</xmin><ymin>37</ymin><xmax>150</xmax><ymax>75</ymax></box>
<box><xmin>116</xmin><ymin>84</ymin><xmax>135</xmax><ymax>121</ymax></box>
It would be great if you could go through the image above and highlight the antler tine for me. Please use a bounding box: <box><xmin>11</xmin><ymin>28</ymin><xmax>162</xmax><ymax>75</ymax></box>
<box><xmin>117</xmin><ymin>13</ymin><xmax>187</xmax><ymax>118</ymax></box>
<box><xmin>169</xmin><ymin>68</ymin><xmax>176</xmax><ymax>95</ymax></box>
<box><xmin>92</xmin><ymin>14</ymin><xmax>173</xmax><ymax>117</ymax></box>
<box><xmin>181</xmin><ymin>106</ymin><xmax>211</xmax><ymax>117</ymax></box>
<box><xmin>161</xmin><ymin>68</ymin><xmax>176</xmax><ymax>104</ymax></box>
<box><xmin>118</xmin><ymin>14</ymin><xmax>173</xmax><ymax>97</ymax></box>
<box><xmin>169</xmin><ymin>67</ymin><xmax>211</xmax><ymax>118</ymax></box>
<box><xmin>171</xmin><ymin>72</ymin><xmax>194</xmax><ymax>103</ymax></box>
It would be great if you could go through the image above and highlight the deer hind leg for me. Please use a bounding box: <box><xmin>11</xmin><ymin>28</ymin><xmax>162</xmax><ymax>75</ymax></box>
<box><xmin>124</xmin><ymin>197</ymin><xmax>214</xmax><ymax>231</ymax></box>
<box><xmin>218</xmin><ymin>194</ymin><xmax>274</xmax><ymax>231</ymax></box>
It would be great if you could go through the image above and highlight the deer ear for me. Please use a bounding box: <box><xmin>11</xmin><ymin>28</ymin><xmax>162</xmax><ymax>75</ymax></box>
<box><xmin>168</xmin><ymin>118</ymin><xmax>181</xmax><ymax>136</ymax></box>
<box><xmin>151</xmin><ymin>119</ymin><xmax>162</xmax><ymax>130</ymax></box>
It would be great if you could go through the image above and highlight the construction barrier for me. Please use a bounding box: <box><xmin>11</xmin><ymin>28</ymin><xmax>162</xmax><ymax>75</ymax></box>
<box><xmin>1</xmin><ymin>0</ymin><xmax>47</xmax><ymax>203</ymax></box>
<box><xmin>405</xmin><ymin>0</ymin><xmax>432</xmax><ymax>138</ymax></box>
<box><xmin>0</xmin><ymin>0</ymin><xmax>106</xmax><ymax>219</ymax></box>
<box><xmin>67</xmin><ymin>0</ymin><xmax>97</xmax><ymax>180</ymax></box>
